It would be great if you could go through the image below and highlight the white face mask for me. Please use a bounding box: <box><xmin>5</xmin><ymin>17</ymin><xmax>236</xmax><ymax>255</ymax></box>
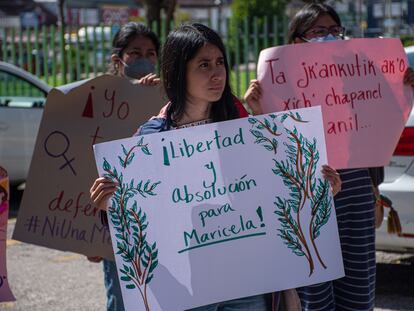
<box><xmin>303</xmin><ymin>34</ymin><xmax>339</xmax><ymax>43</ymax></box>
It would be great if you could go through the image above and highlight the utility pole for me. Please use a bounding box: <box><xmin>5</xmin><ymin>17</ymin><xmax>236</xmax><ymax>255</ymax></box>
<box><xmin>214</xmin><ymin>0</ymin><xmax>222</xmax><ymax>35</ymax></box>
<box><xmin>384</xmin><ymin>0</ymin><xmax>393</xmax><ymax>36</ymax></box>
<box><xmin>359</xmin><ymin>0</ymin><xmax>364</xmax><ymax>37</ymax></box>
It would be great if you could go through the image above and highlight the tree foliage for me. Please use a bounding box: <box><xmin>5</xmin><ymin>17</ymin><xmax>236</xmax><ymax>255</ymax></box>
<box><xmin>231</xmin><ymin>0</ymin><xmax>289</xmax><ymax>20</ymax></box>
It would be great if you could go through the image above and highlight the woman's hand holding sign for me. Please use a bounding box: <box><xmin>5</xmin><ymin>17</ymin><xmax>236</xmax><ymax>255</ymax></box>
<box><xmin>89</xmin><ymin>177</ymin><xmax>118</xmax><ymax>211</ymax></box>
<box><xmin>321</xmin><ymin>165</ymin><xmax>342</xmax><ymax>196</ymax></box>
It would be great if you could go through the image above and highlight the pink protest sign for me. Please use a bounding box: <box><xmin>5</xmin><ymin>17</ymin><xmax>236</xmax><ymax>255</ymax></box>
<box><xmin>257</xmin><ymin>38</ymin><xmax>414</xmax><ymax>169</ymax></box>
<box><xmin>0</xmin><ymin>167</ymin><xmax>15</xmax><ymax>302</ymax></box>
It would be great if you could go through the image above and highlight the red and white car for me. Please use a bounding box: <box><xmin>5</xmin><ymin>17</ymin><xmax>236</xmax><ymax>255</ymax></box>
<box><xmin>376</xmin><ymin>46</ymin><xmax>414</xmax><ymax>252</ymax></box>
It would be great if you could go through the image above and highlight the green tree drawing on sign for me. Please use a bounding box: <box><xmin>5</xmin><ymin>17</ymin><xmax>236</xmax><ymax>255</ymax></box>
<box><xmin>249</xmin><ymin>113</ymin><xmax>331</xmax><ymax>276</ymax></box>
<box><xmin>102</xmin><ymin>139</ymin><xmax>161</xmax><ymax>311</ymax></box>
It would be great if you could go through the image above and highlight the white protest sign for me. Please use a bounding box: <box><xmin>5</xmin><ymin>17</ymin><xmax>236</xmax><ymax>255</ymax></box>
<box><xmin>257</xmin><ymin>38</ymin><xmax>414</xmax><ymax>169</ymax></box>
<box><xmin>13</xmin><ymin>75</ymin><xmax>165</xmax><ymax>258</ymax></box>
<box><xmin>94</xmin><ymin>106</ymin><xmax>344</xmax><ymax>311</ymax></box>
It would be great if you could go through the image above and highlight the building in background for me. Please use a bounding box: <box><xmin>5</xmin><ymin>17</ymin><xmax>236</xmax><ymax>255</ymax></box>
<box><xmin>172</xmin><ymin>0</ymin><xmax>232</xmax><ymax>34</ymax></box>
<box><xmin>1</xmin><ymin>0</ymin><xmax>414</xmax><ymax>38</ymax></box>
<box><xmin>0</xmin><ymin>0</ymin><xmax>57</xmax><ymax>28</ymax></box>
<box><xmin>366</xmin><ymin>0</ymin><xmax>414</xmax><ymax>37</ymax></box>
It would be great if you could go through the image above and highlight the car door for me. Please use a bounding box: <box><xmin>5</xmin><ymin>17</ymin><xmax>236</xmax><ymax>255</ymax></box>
<box><xmin>0</xmin><ymin>70</ymin><xmax>47</xmax><ymax>183</ymax></box>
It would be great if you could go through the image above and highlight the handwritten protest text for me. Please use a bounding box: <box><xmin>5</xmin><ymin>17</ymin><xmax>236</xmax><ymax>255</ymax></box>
<box><xmin>162</xmin><ymin>128</ymin><xmax>245</xmax><ymax>166</ymax></box>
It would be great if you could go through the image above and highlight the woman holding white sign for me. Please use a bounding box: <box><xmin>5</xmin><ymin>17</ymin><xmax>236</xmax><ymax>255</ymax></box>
<box><xmin>245</xmin><ymin>3</ymin><xmax>414</xmax><ymax>311</ymax></box>
<box><xmin>91</xmin><ymin>23</ymin><xmax>342</xmax><ymax>310</ymax></box>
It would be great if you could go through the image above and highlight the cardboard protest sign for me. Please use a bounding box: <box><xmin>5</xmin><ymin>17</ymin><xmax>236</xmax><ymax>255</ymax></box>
<box><xmin>13</xmin><ymin>75</ymin><xmax>165</xmax><ymax>259</ymax></box>
<box><xmin>0</xmin><ymin>167</ymin><xmax>15</xmax><ymax>302</ymax></box>
<box><xmin>94</xmin><ymin>106</ymin><xmax>344</xmax><ymax>311</ymax></box>
<box><xmin>257</xmin><ymin>38</ymin><xmax>414</xmax><ymax>169</ymax></box>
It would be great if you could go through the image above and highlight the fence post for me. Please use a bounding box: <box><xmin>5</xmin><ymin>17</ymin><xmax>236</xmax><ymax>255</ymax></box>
<box><xmin>67</xmin><ymin>25</ymin><xmax>74</xmax><ymax>83</ymax></box>
<box><xmin>225</xmin><ymin>17</ymin><xmax>232</xmax><ymax>83</ymax></box>
<box><xmin>26</xmin><ymin>28</ymin><xmax>33</xmax><ymax>75</ymax></box>
<box><xmin>18</xmin><ymin>28</ymin><xmax>24</xmax><ymax>92</ymax></box>
<box><xmin>92</xmin><ymin>26</ymin><xmax>97</xmax><ymax>77</ymax></box>
<box><xmin>100</xmin><ymin>24</ymin><xmax>106</xmax><ymax>74</ymax></box>
<box><xmin>85</xmin><ymin>26</ymin><xmax>90</xmax><ymax>79</ymax></box>
<box><xmin>75</xmin><ymin>26</ymin><xmax>81</xmax><ymax>81</ymax></box>
<box><xmin>2</xmin><ymin>28</ymin><xmax>7</xmax><ymax>63</ymax></box>
<box><xmin>273</xmin><ymin>15</ymin><xmax>279</xmax><ymax>46</ymax></box>
<box><xmin>253</xmin><ymin>16</ymin><xmax>259</xmax><ymax>79</ymax></box>
<box><xmin>243</xmin><ymin>16</ymin><xmax>250</xmax><ymax>92</ymax></box>
<box><xmin>264</xmin><ymin>15</ymin><xmax>269</xmax><ymax>48</ymax></box>
<box><xmin>59</xmin><ymin>25</ymin><xmax>67</xmax><ymax>84</ymax></box>
<box><xmin>11</xmin><ymin>28</ymin><xmax>17</xmax><ymax>93</ymax></box>
<box><xmin>161</xmin><ymin>17</ymin><xmax>166</xmax><ymax>44</ymax></box>
<box><xmin>42</xmin><ymin>26</ymin><xmax>49</xmax><ymax>83</ymax></box>
<box><xmin>11</xmin><ymin>28</ymin><xmax>16</xmax><ymax>66</ymax></box>
<box><xmin>235</xmin><ymin>20</ymin><xmax>240</xmax><ymax>98</ymax></box>
<box><xmin>51</xmin><ymin>25</ymin><xmax>57</xmax><ymax>86</ymax></box>
<box><xmin>1</xmin><ymin>28</ymin><xmax>6</xmax><ymax>95</ymax></box>
<box><xmin>35</xmin><ymin>26</ymin><xmax>41</xmax><ymax>77</ymax></box>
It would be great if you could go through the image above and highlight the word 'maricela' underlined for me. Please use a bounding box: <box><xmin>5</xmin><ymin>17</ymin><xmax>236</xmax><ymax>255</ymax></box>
<box><xmin>177</xmin><ymin>232</ymin><xmax>267</xmax><ymax>254</ymax></box>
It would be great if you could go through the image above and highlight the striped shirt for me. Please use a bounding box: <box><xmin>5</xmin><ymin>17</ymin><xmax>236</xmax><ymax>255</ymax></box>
<box><xmin>297</xmin><ymin>168</ymin><xmax>376</xmax><ymax>311</ymax></box>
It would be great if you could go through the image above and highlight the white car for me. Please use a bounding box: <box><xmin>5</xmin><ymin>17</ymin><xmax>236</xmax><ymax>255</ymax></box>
<box><xmin>0</xmin><ymin>61</ymin><xmax>51</xmax><ymax>184</ymax></box>
<box><xmin>376</xmin><ymin>46</ymin><xmax>414</xmax><ymax>252</ymax></box>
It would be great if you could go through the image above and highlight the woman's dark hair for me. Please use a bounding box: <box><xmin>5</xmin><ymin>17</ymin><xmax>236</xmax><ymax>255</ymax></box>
<box><xmin>288</xmin><ymin>3</ymin><xmax>342</xmax><ymax>43</ymax></box>
<box><xmin>161</xmin><ymin>23</ymin><xmax>239</xmax><ymax>123</ymax></box>
<box><xmin>108</xmin><ymin>22</ymin><xmax>160</xmax><ymax>75</ymax></box>
<box><xmin>0</xmin><ymin>185</ymin><xmax>7</xmax><ymax>203</ymax></box>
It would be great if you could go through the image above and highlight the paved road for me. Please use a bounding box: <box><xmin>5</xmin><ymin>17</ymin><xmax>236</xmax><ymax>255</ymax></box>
<box><xmin>1</xmin><ymin>219</ymin><xmax>106</xmax><ymax>311</ymax></box>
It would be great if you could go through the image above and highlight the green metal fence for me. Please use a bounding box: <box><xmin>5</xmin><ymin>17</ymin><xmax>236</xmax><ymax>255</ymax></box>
<box><xmin>0</xmin><ymin>16</ymin><xmax>288</xmax><ymax>98</ymax></box>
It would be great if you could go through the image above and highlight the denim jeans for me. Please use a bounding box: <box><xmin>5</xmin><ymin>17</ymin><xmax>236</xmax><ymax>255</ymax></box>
<box><xmin>103</xmin><ymin>259</ymin><xmax>125</xmax><ymax>311</ymax></box>
<box><xmin>187</xmin><ymin>294</ymin><xmax>271</xmax><ymax>311</ymax></box>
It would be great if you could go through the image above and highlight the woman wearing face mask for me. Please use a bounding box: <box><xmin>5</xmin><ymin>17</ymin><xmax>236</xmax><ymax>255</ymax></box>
<box><xmin>245</xmin><ymin>3</ymin><xmax>414</xmax><ymax>311</ymax></box>
<box><xmin>90</xmin><ymin>23</ymin><xmax>342</xmax><ymax>311</ymax></box>
<box><xmin>108</xmin><ymin>22</ymin><xmax>160</xmax><ymax>85</ymax></box>
<box><xmin>87</xmin><ymin>22</ymin><xmax>161</xmax><ymax>311</ymax></box>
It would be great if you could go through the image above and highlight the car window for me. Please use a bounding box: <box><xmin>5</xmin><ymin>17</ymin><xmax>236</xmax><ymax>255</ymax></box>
<box><xmin>407</xmin><ymin>51</ymin><xmax>414</xmax><ymax>68</ymax></box>
<box><xmin>0</xmin><ymin>70</ymin><xmax>46</xmax><ymax>108</ymax></box>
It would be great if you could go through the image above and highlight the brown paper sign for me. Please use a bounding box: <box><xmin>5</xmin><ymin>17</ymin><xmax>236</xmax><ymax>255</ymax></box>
<box><xmin>13</xmin><ymin>75</ymin><xmax>165</xmax><ymax>259</ymax></box>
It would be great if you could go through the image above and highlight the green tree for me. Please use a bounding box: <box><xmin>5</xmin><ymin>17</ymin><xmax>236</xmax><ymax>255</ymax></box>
<box><xmin>228</xmin><ymin>0</ymin><xmax>289</xmax><ymax>69</ymax></box>
<box><xmin>231</xmin><ymin>0</ymin><xmax>288</xmax><ymax>20</ymax></box>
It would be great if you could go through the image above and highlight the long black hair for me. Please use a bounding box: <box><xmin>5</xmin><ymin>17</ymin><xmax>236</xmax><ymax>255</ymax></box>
<box><xmin>288</xmin><ymin>3</ymin><xmax>342</xmax><ymax>43</ymax></box>
<box><xmin>0</xmin><ymin>185</ymin><xmax>7</xmax><ymax>203</ymax></box>
<box><xmin>161</xmin><ymin>23</ymin><xmax>239</xmax><ymax>124</ymax></box>
<box><xmin>109</xmin><ymin>22</ymin><xmax>160</xmax><ymax>75</ymax></box>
